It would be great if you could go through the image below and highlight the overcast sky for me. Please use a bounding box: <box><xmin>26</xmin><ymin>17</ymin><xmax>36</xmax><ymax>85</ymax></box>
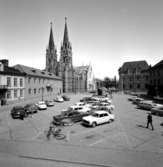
<box><xmin>0</xmin><ymin>0</ymin><xmax>163</xmax><ymax>79</ymax></box>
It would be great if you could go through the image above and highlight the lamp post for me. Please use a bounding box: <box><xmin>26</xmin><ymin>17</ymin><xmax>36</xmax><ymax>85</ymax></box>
<box><xmin>41</xmin><ymin>87</ymin><xmax>44</xmax><ymax>101</ymax></box>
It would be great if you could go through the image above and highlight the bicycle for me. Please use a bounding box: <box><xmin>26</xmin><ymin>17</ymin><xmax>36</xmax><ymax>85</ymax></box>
<box><xmin>46</xmin><ymin>126</ymin><xmax>66</xmax><ymax>140</ymax></box>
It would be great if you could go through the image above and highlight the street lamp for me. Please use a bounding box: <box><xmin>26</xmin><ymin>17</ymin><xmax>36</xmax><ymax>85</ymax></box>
<box><xmin>41</xmin><ymin>87</ymin><xmax>44</xmax><ymax>101</ymax></box>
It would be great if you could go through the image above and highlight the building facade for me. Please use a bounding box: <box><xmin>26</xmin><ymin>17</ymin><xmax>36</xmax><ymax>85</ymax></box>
<box><xmin>45</xmin><ymin>18</ymin><xmax>95</xmax><ymax>93</ymax></box>
<box><xmin>0</xmin><ymin>60</ymin><xmax>25</xmax><ymax>105</ymax></box>
<box><xmin>46</xmin><ymin>18</ymin><xmax>74</xmax><ymax>93</ymax></box>
<box><xmin>14</xmin><ymin>64</ymin><xmax>62</xmax><ymax>101</ymax></box>
<box><xmin>74</xmin><ymin>65</ymin><xmax>96</xmax><ymax>92</ymax></box>
<box><xmin>118</xmin><ymin>61</ymin><xmax>149</xmax><ymax>92</ymax></box>
<box><xmin>147</xmin><ymin>60</ymin><xmax>163</xmax><ymax>97</ymax></box>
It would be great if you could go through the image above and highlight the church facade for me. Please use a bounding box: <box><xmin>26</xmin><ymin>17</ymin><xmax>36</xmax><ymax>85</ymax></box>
<box><xmin>45</xmin><ymin>18</ymin><xmax>96</xmax><ymax>93</ymax></box>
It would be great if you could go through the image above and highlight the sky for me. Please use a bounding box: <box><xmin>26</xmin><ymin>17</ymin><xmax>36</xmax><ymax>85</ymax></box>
<box><xmin>0</xmin><ymin>0</ymin><xmax>163</xmax><ymax>79</ymax></box>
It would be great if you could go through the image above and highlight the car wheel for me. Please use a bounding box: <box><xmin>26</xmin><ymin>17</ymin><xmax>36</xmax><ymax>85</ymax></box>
<box><xmin>92</xmin><ymin>122</ymin><xmax>96</xmax><ymax>127</ymax></box>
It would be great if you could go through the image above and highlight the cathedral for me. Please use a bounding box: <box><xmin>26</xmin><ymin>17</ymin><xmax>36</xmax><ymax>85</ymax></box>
<box><xmin>45</xmin><ymin>18</ymin><xmax>95</xmax><ymax>93</ymax></box>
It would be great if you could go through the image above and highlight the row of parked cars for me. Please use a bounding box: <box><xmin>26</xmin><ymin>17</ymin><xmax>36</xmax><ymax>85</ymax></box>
<box><xmin>128</xmin><ymin>95</ymin><xmax>163</xmax><ymax>116</ymax></box>
<box><xmin>10</xmin><ymin>95</ymin><xmax>70</xmax><ymax>120</ymax></box>
<box><xmin>52</xmin><ymin>95</ymin><xmax>115</xmax><ymax>127</ymax></box>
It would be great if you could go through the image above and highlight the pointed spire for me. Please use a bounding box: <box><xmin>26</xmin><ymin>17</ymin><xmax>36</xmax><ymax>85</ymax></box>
<box><xmin>63</xmin><ymin>17</ymin><xmax>69</xmax><ymax>44</ymax></box>
<box><xmin>48</xmin><ymin>22</ymin><xmax>55</xmax><ymax>50</ymax></box>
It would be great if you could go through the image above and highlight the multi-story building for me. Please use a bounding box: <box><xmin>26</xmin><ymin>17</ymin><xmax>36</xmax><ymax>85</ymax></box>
<box><xmin>0</xmin><ymin>59</ymin><xmax>25</xmax><ymax>105</ymax></box>
<box><xmin>148</xmin><ymin>60</ymin><xmax>163</xmax><ymax>97</ymax></box>
<box><xmin>13</xmin><ymin>64</ymin><xmax>62</xmax><ymax>101</ymax></box>
<box><xmin>118</xmin><ymin>60</ymin><xmax>149</xmax><ymax>92</ymax></box>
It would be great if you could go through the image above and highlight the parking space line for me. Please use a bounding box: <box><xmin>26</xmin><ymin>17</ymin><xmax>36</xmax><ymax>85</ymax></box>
<box><xmin>89</xmin><ymin>138</ymin><xmax>105</xmax><ymax>146</ymax></box>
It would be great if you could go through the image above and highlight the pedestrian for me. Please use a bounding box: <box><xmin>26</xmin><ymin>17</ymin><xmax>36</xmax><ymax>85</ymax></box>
<box><xmin>146</xmin><ymin>113</ymin><xmax>154</xmax><ymax>130</ymax></box>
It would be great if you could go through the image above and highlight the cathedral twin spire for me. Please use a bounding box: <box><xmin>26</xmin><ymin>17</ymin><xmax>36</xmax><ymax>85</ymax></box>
<box><xmin>48</xmin><ymin>22</ymin><xmax>55</xmax><ymax>51</ymax></box>
<box><xmin>48</xmin><ymin>17</ymin><xmax>70</xmax><ymax>51</ymax></box>
<box><xmin>46</xmin><ymin>18</ymin><xmax>72</xmax><ymax>75</ymax></box>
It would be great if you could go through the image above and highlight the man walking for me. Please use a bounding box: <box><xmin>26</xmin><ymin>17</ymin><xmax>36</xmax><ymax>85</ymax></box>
<box><xmin>146</xmin><ymin>113</ymin><xmax>154</xmax><ymax>130</ymax></box>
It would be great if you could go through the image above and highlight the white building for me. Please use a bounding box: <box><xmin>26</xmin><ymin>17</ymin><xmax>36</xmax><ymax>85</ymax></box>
<box><xmin>0</xmin><ymin>60</ymin><xmax>25</xmax><ymax>105</ymax></box>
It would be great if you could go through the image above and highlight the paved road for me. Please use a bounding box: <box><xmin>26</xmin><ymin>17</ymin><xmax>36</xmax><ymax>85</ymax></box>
<box><xmin>0</xmin><ymin>93</ymin><xmax>163</xmax><ymax>167</ymax></box>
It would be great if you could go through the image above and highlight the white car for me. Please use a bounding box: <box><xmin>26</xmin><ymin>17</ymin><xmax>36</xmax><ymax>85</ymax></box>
<box><xmin>69</xmin><ymin>105</ymin><xmax>91</xmax><ymax>113</ymax></box>
<box><xmin>91</xmin><ymin>102</ymin><xmax>115</xmax><ymax>111</ymax></box>
<box><xmin>92</xmin><ymin>96</ymin><xmax>112</xmax><ymax>103</ymax></box>
<box><xmin>54</xmin><ymin>96</ymin><xmax>64</xmax><ymax>102</ymax></box>
<box><xmin>82</xmin><ymin>110</ymin><xmax>115</xmax><ymax>127</ymax></box>
<box><xmin>71</xmin><ymin>102</ymin><xmax>91</xmax><ymax>109</ymax></box>
<box><xmin>36</xmin><ymin>101</ymin><xmax>47</xmax><ymax>110</ymax></box>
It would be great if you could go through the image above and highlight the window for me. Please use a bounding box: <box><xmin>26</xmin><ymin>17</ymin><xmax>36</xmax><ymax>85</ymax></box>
<box><xmin>20</xmin><ymin>78</ymin><xmax>23</xmax><ymax>87</ymax></box>
<box><xmin>7</xmin><ymin>77</ymin><xmax>11</xmax><ymax>87</ymax></box>
<box><xmin>14</xmin><ymin>89</ymin><xmax>17</xmax><ymax>98</ymax></box>
<box><xmin>20</xmin><ymin>89</ymin><xmax>23</xmax><ymax>97</ymax></box>
<box><xmin>28</xmin><ymin>77</ymin><xmax>31</xmax><ymax>83</ymax></box>
<box><xmin>34</xmin><ymin>88</ymin><xmax>36</xmax><ymax>94</ymax></box>
<box><xmin>7</xmin><ymin>90</ymin><xmax>11</xmax><ymax>99</ymax></box>
<box><xmin>28</xmin><ymin>88</ymin><xmax>31</xmax><ymax>94</ymax></box>
<box><xmin>14</xmin><ymin>78</ymin><xmax>17</xmax><ymax>87</ymax></box>
<box><xmin>130</xmin><ymin>84</ymin><xmax>132</xmax><ymax>89</ymax></box>
<box><xmin>137</xmin><ymin>84</ymin><xmax>140</xmax><ymax>89</ymax></box>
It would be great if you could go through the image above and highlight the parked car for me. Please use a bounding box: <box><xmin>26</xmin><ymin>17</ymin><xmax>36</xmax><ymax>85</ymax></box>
<box><xmin>132</xmin><ymin>97</ymin><xmax>144</xmax><ymax>105</ymax></box>
<box><xmin>137</xmin><ymin>100</ymin><xmax>159</xmax><ymax>110</ymax></box>
<box><xmin>24</xmin><ymin>103</ymin><xmax>38</xmax><ymax>114</ymax></box>
<box><xmin>91</xmin><ymin>102</ymin><xmax>115</xmax><ymax>111</ymax></box>
<box><xmin>36</xmin><ymin>101</ymin><xmax>47</xmax><ymax>110</ymax></box>
<box><xmin>71</xmin><ymin>102</ymin><xmax>91</xmax><ymax>109</ymax></box>
<box><xmin>62</xmin><ymin>95</ymin><xmax>70</xmax><ymax>101</ymax></box>
<box><xmin>82</xmin><ymin>110</ymin><xmax>115</xmax><ymax>127</ymax></box>
<box><xmin>151</xmin><ymin>105</ymin><xmax>163</xmax><ymax>116</ymax></box>
<box><xmin>69</xmin><ymin>105</ymin><xmax>91</xmax><ymax>113</ymax></box>
<box><xmin>54</xmin><ymin>96</ymin><xmax>64</xmax><ymax>102</ymax></box>
<box><xmin>80</xmin><ymin>97</ymin><xmax>98</xmax><ymax>103</ymax></box>
<box><xmin>45</xmin><ymin>100</ymin><xmax>55</xmax><ymax>107</ymax></box>
<box><xmin>128</xmin><ymin>96</ymin><xmax>137</xmax><ymax>101</ymax></box>
<box><xmin>11</xmin><ymin>106</ymin><xmax>27</xmax><ymax>120</ymax></box>
<box><xmin>53</xmin><ymin>111</ymin><xmax>90</xmax><ymax>124</ymax></box>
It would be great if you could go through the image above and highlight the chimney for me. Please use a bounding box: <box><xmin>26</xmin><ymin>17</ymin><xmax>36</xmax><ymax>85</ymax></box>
<box><xmin>0</xmin><ymin>59</ymin><xmax>9</xmax><ymax>67</ymax></box>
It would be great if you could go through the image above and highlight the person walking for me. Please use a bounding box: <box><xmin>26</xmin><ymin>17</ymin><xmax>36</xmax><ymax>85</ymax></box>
<box><xmin>146</xmin><ymin>113</ymin><xmax>154</xmax><ymax>130</ymax></box>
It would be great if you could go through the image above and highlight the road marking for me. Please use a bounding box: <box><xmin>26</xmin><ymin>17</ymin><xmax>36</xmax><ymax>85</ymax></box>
<box><xmin>89</xmin><ymin>138</ymin><xmax>105</xmax><ymax>146</ymax></box>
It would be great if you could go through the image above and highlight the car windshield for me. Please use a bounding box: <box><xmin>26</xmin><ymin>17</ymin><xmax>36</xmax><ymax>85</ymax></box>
<box><xmin>92</xmin><ymin>113</ymin><xmax>99</xmax><ymax>117</ymax></box>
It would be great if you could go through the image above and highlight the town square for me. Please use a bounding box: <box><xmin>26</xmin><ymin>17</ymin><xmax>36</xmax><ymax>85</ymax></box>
<box><xmin>0</xmin><ymin>0</ymin><xmax>163</xmax><ymax>167</ymax></box>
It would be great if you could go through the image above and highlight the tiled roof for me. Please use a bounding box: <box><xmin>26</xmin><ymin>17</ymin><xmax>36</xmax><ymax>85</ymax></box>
<box><xmin>0</xmin><ymin>65</ymin><xmax>25</xmax><ymax>76</ymax></box>
<box><xmin>13</xmin><ymin>64</ymin><xmax>62</xmax><ymax>80</ymax></box>
<box><xmin>119</xmin><ymin>60</ymin><xmax>149</xmax><ymax>73</ymax></box>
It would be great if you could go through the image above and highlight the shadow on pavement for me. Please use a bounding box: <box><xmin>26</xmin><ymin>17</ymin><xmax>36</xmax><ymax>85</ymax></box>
<box><xmin>136</xmin><ymin>124</ymin><xmax>147</xmax><ymax>129</ymax></box>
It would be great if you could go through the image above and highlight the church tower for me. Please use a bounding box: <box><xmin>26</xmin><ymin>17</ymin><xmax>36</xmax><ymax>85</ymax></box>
<box><xmin>46</xmin><ymin>22</ymin><xmax>58</xmax><ymax>75</ymax></box>
<box><xmin>59</xmin><ymin>17</ymin><xmax>74</xmax><ymax>92</ymax></box>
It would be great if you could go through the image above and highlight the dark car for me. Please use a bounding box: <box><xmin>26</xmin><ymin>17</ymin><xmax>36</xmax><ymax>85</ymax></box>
<box><xmin>11</xmin><ymin>106</ymin><xmax>27</xmax><ymax>120</ymax></box>
<box><xmin>62</xmin><ymin>95</ymin><xmax>70</xmax><ymax>101</ymax></box>
<box><xmin>24</xmin><ymin>103</ymin><xmax>38</xmax><ymax>114</ymax></box>
<box><xmin>53</xmin><ymin>111</ymin><xmax>90</xmax><ymax>125</ymax></box>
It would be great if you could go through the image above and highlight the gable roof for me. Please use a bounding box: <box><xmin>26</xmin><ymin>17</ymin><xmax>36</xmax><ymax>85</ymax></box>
<box><xmin>13</xmin><ymin>64</ymin><xmax>61</xmax><ymax>80</ymax></box>
<box><xmin>119</xmin><ymin>60</ymin><xmax>149</xmax><ymax>73</ymax></box>
<box><xmin>152</xmin><ymin>60</ymin><xmax>163</xmax><ymax>69</ymax></box>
